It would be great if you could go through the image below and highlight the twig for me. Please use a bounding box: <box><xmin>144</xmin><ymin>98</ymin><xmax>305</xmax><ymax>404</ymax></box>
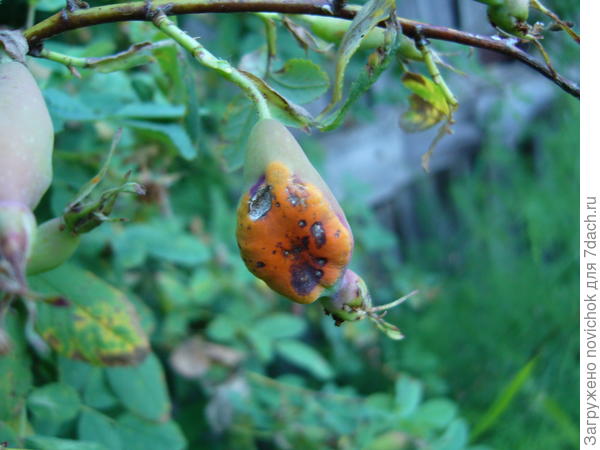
<box><xmin>22</xmin><ymin>0</ymin><xmax>579</xmax><ymax>98</ymax></box>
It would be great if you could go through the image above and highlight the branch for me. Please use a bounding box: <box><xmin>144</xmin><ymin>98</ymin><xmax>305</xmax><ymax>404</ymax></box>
<box><xmin>23</xmin><ymin>0</ymin><xmax>579</xmax><ymax>98</ymax></box>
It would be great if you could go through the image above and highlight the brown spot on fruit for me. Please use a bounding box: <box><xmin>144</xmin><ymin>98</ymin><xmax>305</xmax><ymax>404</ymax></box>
<box><xmin>311</xmin><ymin>222</ymin><xmax>326</xmax><ymax>248</ymax></box>
<box><xmin>290</xmin><ymin>262</ymin><xmax>324</xmax><ymax>296</ymax></box>
<box><xmin>248</xmin><ymin>184</ymin><xmax>273</xmax><ymax>221</ymax></box>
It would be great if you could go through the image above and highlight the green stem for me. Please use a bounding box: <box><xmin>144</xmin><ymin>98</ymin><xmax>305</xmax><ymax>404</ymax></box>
<box><xmin>38</xmin><ymin>40</ymin><xmax>174</xmax><ymax>70</ymax></box>
<box><xmin>416</xmin><ymin>33</ymin><xmax>458</xmax><ymax>110</ymax></box>
<box><xmin>151</xmin><ymin>10</ymin><xmax>271</xmax><ymax>119</ymax></box>
<box><xmin>257</xmin><ymin>13</ymin><xmax>277</xmax><ymax>77</ymax></box>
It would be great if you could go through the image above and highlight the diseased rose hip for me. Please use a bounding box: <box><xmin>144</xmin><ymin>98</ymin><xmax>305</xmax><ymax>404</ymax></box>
<box><xmin>236</xmin><ymin>119</ymin><xmax>412</xmax><ymax>335</ymax></box>
<box><xmin>236</xmin><ymin>119</ymin><xmax>353</xmax><ymax>304</ymax></box>
<box><xmin>237</xmin><ymin>160</ymin><xmax>353</xmax><ymax>304</ymax></box>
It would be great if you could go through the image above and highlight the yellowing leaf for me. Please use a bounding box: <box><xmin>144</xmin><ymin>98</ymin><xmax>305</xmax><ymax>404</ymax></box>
<box><xmin>29</xmin><ymin>264</ymin><xmax>150</xmax><ymax>366</ymax></box>
<box><xmin>400</xmin><ymin>72</ymin><xmax>450</xmax><ymax>132</ymax></box>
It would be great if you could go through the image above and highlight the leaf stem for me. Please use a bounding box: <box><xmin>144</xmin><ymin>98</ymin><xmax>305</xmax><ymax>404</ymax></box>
<box><xmin>415</xmin><ymin>30</ymin><xmax>458</xmax><ymax>110</ymax></box>
<box><xmin>151</xmin><ymin>10</ymin><xmax>271</xmax><ymax>119</ymax></box>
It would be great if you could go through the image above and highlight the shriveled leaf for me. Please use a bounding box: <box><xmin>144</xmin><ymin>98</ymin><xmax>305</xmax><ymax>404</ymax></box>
<box><xmin>282</xmin><ymin>17</ymin><xmax>333</xmax><ymax>54</ymax></box>
<box><xmin>27</xmin><ymin>383</ymin><xmax>81</xmax><ymax>434</ymax></box>
<box><xmin>401</xmin><ymin>94</ymin><xmax>448</xmax><ymax>132</ymax></box>
<box><xmin>84</xmin><ymin>41</ymin><xmax>171</xmax><ymax>73</ymax></box>
<box><xmin>270</xmin><ymin>59</ymin><xmax>330</xmax><ymax>105</ymax></box>
<box><xmin>29</xmin><ymin>264</ymin><xmax>149</xmax><ymax>366</ymax></box>
<box><xmin>275</xmin><ymin>339</ymin><xmax>333</xmax><ymax>380</ymax></box>
<box><xmin>0</xmin><ymin>30</ymin><xmax>28</xmax><ymax>63</ymax></box>
<box><xmin>116</xmin><ymin>413</ymin><xmax>187</xmax><ymax>450</ymax></box>
<box><xmin>400</xmin><ymin>72</ymin><xmax>450</xmax><ymax>132</ymax></box>
<box><xmin>106</xmin><ymin>353</ymin><xmax>171</xmax><ymax>422</ymax></box>
<box><xmin>240</xmin><ymin>70</ymin><xmax>313</xmax><ymax>128</ymax></box>
<box><xmin>170</xmin><ymin>336</ymin><xmax>243</xmax><ymax>378</ymax></box>
<box><xmin>124</xmin><ymin>120</ymin><xmax>197</xmax><ymax>160</ymax></box>
<box><xmin>325</xmin><ymin>0</ymin><xmax>396</xmax><ymax>113</ymax></box>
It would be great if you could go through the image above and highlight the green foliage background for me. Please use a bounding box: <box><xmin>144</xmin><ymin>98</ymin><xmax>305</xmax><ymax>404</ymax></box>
<box><xmin>0</xmin><ymin>1</ymin><xmax>578</xmax><ymax>449</ymax></box>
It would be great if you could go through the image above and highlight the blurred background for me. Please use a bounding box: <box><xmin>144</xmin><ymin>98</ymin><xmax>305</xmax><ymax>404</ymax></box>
<box><xmin>0</xmin><ymin>0</ymin><xmax>579</xmax><ymax>449</ymax></box>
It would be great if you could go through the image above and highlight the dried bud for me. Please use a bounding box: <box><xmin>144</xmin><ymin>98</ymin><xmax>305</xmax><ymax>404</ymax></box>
<box><xmin>0</xmin><ymin>202</ymin><xmax>36</xmax><ymax>294</ymax></box>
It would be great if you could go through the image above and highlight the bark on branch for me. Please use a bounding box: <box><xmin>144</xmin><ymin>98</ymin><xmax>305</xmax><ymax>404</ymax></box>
<box><xmin>23</xmin><ymin>0</ymin><xmax>579</xmax><ymax>98</ymax></box>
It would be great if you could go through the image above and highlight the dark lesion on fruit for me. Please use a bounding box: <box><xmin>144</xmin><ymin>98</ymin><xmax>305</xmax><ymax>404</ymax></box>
<box><xmin>314</xmin><ymin>257</ymin><xmax>327</xmax><ymax>267</ymax></box>
<box><xmin>256</xmin><ymin>261</ymin><xmax>266</xmax><ymax>268</ymax></box>
<box><xmin>286</xmin><ymin>182</ymin><xmax>309</xmax><ymax>208</ymax></box>
<box><xmin>290</xmin><ymin>262</ymin><xmax>324</xmax><ymax>296</ymax></box>
<box><xmin>248</xmin><ymin>184</ymin><xmax>273</xmax><ymax>221</ymax></box>
<box><xmin>310</xmin><ymin>222</ymin><xmax>326</xmax><ymax>248</ymax></box>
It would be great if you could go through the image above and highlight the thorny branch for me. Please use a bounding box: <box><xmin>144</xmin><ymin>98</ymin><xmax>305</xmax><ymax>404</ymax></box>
<box><xmin>22</xmin><ymin>0</ymin><xmax>579</xmax><ymax>98</ymax></box>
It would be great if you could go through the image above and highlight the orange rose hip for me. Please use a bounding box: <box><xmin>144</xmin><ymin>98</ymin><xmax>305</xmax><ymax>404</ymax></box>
<box><xmin>236</xmin><ymin>161</ymin><xmax>353</xmax><ymax>304</ymax></box>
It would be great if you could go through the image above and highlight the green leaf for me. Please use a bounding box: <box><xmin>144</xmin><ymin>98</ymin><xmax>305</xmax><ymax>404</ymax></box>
<box><xmin>252</xmin><ymin>313</ymin><xmax>307</xmax><ymax>340</ymax></box>
<box><xmin>124</xmin><ymin>120</ymin><xmax>197</xmax><ymax>160</ymax></box>
<box><xmin>57</xmin><ymin>357</ymin><xmax>95</xmax><ymax>392</ymax></box>
<box><xmin>410</xmin><ymin>399</ymin><xmax>457</xmax><ymax>431</ymax></box>
<box><xmin>44</xmin><ymin>88</ymin><xmax>100</xmax><ymax>122</ymax></box>
<box><xmin>27</xmin><ymin>383</ymin><xmax>81</xmax><ymax>435</ymax></box>
<box><xmin>0</xmin><ymin>420</ymin><xmax>19</xmax><ymax>448</ymax></box>
<box><xmin>0</xmin><ymin>310</ymin><xmax>33</xmax><ymax>422</ymax></box>
<box><xmin>325</xmin><ymin>0</ymin><xmax>395</xmax><ymax>112</ymax></box>
<box><xmin>116</xmin><ymin>413</ymin><xmax>187</xmax><ymax>450</ymax></box>
<box><xmin>78</xmin><ymin>409</ymin><xmax>123</xmax><ymax>450</ymax></box>
<box><xmin>82</xmin><ymin>369</ymin><xmax>119</xmax><ymax>410</ymax></box>
<box><xmin>36</xmin><ymin>0</ymin><xmax>66</xmax><ymax>12</ymax></box>
<box><xmin>395</xmin><ymin>376</ymin><xmax>423</xmax><ymax>417</ymax></box>
<box><xmin>25</xmin><ymin>435</ymin><xmax>108</xmax><ymax>450</ymax></box>
<box><xmin>270</xmin><ymin>59</ymin><xmax>330</xmax><ymax>105</ymax></box>
<box><xmin>114</xmin><ymin>103</ymin><xmax>185</xmax><ymax>120</ymax></box>
<box><xmin>106</xmin><ymin>353</ymin><xmax>171</xmax><ymax>422</ymax></box>
<box><xmin>470</xmin><ymin>356</ymin><xmax>538</xmax><ymax>440</ymax></box>
<box><xmin>319</xmin><ymin>25</ymin><xmax>398</xmax><ymax>131</ymax></box>
<box><xmin>112</xmin><ymin>221</ymin><xmax>210</xmax><ymax>268</ymax></box>
<box><xmin>29</xmin><ymin>264</ymin><xmax>150</xmax><ymax>366</ymax></box>
<box><xmin>275</xmin><ymin>339</ymin><xmax>333</xmax><ymax>380</ymax></box>
<box><xmin>431</xmin><ymin>419</ymin><xmax>469</xmax><ymax>450</ymax></box>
